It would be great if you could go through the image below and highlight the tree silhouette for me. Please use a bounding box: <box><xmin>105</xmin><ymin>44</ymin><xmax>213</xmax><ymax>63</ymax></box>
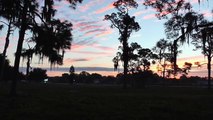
<box><xmin>165</xmin><ymin>11</ymin><xmax>198</xmax><ymax>76</ymax></box>
<box><xmin>0</xmin><ymin>0</ymin><xmax>82</xmax><ymax>96</ymax></box>
<box><xmin>0</xmin><ymin>53</ymin><xmax>10</xmax><ymax>81</ymax></box>
<box><xmin>128</xmin><ymin>42</ymin><xmax>142</xmax><ymax>73</ymax></box>
<box><xmin>192</xmin><ymin>20</ymin><xmax>213</xmax><ymax>89</ymax></box>
<box><xmin>69</xmin><ymin>65</ymin><xmax>75</xmax><ymax>84</ymax></box>
<box><xmin>153</xmin><ymin>39</ymin><xmax>170</xmax><ymax>78</ymax></box>
<box><xmin>144</xmin><ymin>0</ymin><xmax>203</xmax><ymax>77</ymax></box>
<box><xmin>105</xmin><ymin>0</ymin><xmax>140</xmax><ymax>88</ymax></box>
<box><xmin>0</xmin><ymin>0</ymin><xmax>19</xmax><ymax>81</ymax></box>
<box><xmin>113</xmin><ymin>42</ymin><xmax>141</xmax><ymax>74</ymax></box>
<box><xmin>28</xmin><ymin>68</ymin><xmax>47</xmax><ymax>82</ymax></box>
<box><xmin>32</xmin><ymin>19</ymin><xmax>73</xmax><ymax>67</ymax></box>
<box><xmin>182</xmin><ymin>62</ymin><xmax>192</xmax><ymax>75</ymax></box>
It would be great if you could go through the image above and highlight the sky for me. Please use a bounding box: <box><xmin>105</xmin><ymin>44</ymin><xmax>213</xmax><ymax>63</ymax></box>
<box><xmin>1</xmin><ymin>0</ymin><xmax>213</xmax><ymax>77</ymax></box>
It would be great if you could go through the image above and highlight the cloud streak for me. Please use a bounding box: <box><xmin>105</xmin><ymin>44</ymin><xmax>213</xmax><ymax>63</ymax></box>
<box><xmin>71</xmin><ymin>51</ymin><xmax>110</xmax><ymax>55</ymax></box>
<box><xmin>64</xmin><ymin>58</ymin><xmax>93</xmax><ymax>63</ymax></box>
<box><xmin>143</xmin><ymin>14</ymin><xmax>156</xmax><ymax>20</ymax></box>
<box><xmin>94</xmin><ymin>3</ymin><xmax>114</xmax><ymax>14</ymax></box>
<box><xmin>78</xmin><ymin>0</ymin><xmax>105</xmax><ymax>12</ymax></box>
<box><xmin>71</xmin><ymin>18</ymin><xmax>113</xmax><ymax>41</ymax></box>
<box><xmin>202</xmin><ymin>10</ymin><xmax>213</xmax><ymax>18</ymax></box>
<box><xmin>85</xmin><ymin>29</ymin><xmax>106</xmax><ymax>36</ymax></box>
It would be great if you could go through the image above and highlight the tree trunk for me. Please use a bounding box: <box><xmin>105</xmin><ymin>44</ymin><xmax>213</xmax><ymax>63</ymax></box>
<box><xmin>123</xmin><ymin>39</ymin><xmax>128</xmax><ymax>89</ymax></box>
<box><xmin>10</xmin><ymin>2</ymin><xmax>28</xmax><ymax>96</ymax></box>
<box><xmin>173</xmin><ymin>40</ymin><xmax>178</xmax><ymax>76</ymax></box>
<box><xmin>207</xmin><ymin>55</ymin><xmax>211</xmax><ymax>90</ymax></box>
<box><xmin>162</xmin><ymin>59</ymin><xmax>166</xmax><ymax>78</ymax></box>
<box><xmin>0</xmin><ymin>20</ymin><xmax>12</xmax><ymax>81</ymax></box>
<box><xmin>26</xmin><ymin>56</ymin><xmax>30</xmax><ymax>81</ymax></box>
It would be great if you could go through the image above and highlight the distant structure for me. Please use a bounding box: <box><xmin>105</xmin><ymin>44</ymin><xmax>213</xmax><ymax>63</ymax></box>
<box><xmin>69</xmin><ymin>65</ymin><xmax>75</xmax><ymax>84</ymax></box>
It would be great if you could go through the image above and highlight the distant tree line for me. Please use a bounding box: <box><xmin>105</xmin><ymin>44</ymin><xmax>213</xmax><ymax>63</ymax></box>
<box><xmin>0</xmin><ymin>54</ymin><xmax>209</xmax><ymax>88</ymax></box>
<box><xmin>45</xmin><ymin>70</ymin><xmax>208</xmax><ymax>88</ymax></box>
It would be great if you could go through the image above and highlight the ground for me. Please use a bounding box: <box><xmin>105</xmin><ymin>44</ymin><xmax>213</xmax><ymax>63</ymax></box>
<box><xmin>0</xmin><ymin>83</ymin><xmax>213</xmax><ymax>120</ymax></box>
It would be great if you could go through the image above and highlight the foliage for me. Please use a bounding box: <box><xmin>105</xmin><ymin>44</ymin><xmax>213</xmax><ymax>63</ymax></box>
<box><xmin>28</xmin><ymin>68</ymin><xmax>47</xmax><ymax>82</ymax></box>
<box><xmin>0</xmin><ymin>54</ymin><xmax>10</xmax><ymax>71</ymax></box>
<box><xmin>153</xmin><ymin>39</ymin><xmax>172</xmax><ymax>78</ymax></box>
<box><xmin>114</xmin><ymin>42</ymin><xmax>157</xmax><ymax>74</ymax></box>
<box><xmin>130</xmin><ymin>70</ymin><xmax>160</xmax><ymax>87</ymax></box>
<box><xmin>32</xmin><ymin>19</ymin><xmax>73</xmax><ymax>67</ymax></box>
<box><xmin>0</xmin><ymin>0</ymin><xmax>83</xmax><ymax>95</ymax></box>
<box><xmin>191</xmin><ymin>19</ymin><xmax>213</xmax><ymax>89</ymax></box>
<box><xmin>144</xmin><ymin>0</ymin><xmax>191</xmax><ymax>19</ymax></box>
<box><xmin>0</xmin><ymin>54</ymin><xmax>24</xmax><ymax>81</ymax></box>
<box><xmin>144</xmin><ymin>0</ymin><xmax>203</xmax><ymax>77</ymax></box>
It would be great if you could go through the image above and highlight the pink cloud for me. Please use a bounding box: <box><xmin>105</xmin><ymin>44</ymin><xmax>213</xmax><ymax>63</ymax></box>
<box><xmin>71</xmin><ymin>51</ymin><xmax>109</xmax><ymax>55</ymax></box>
<box><xmin>178</xmin><ymin>55</ymin><xmax>205</xmax><ymax>61</ymax></box>
<box><xmin>177</xmin><ymin>55</ymin><xmax>208</xmax><ymax>69</ymax></box>
<box><xmin>143</xmin><ymin>14</ymin><xmax>156</xmax><ymax>20</ymax></box>
<box><xmin>78</xmin><ymin>0</ymin><xmax>105</xmax><ymax>12</ymax></box>
<box><xmin>53</xmin><ymin>5</ymin><xmax>62</xmax><ymax>9</ymax></box>
<box><xmin>133</xmin><ymin>11</ymin><xmax>145</xmax><ymax>16</ymax></box>
<box><xmin>133</xmin><ymin>9</ymin><xmax>154</xmax><ymax>17</ymax></box>
<box><xmin>85</xmin><ymin>29</ymin><xmax>106</xmax><ymax>36</ymax></box>
<box><xmin>0</xmin><ymin>37</ymin><xmax>6</xmax><ymax>49</ymax></box>
<box><xmin>92</xmin><ymin>44</ymin><xmax>115</xmax><ymax>51</ymax></box>
<box><xmin>70</xmin><ymin>39</ymin><xmax>96</xmax><ymax>51</ymax></box>
<box><xmin>73</xmin><ymin>21</ymin><xmax>99</xmax><ymax>29</ymax></box>
<box><xmin>61</xmin><ymin>0</ymin><xmax>71</xmax><ymax>5</ymax></box>
<box><xmin>69</xmin><ymin>34</ymin><xmax>115</xmax><ymax>53</ymax></box>
<box><xmin>80</xmin><ymin>25</ymin><xmax>101</xmax><ymax>32</ymax></box>
<box><xmin>202</xmin><ymin>10</ymin><xmax>213</xmax><ymax>18</ymax></box>
<box><xmin>95</xmin><ymin>28</ymin><xmax>113</xmax><ymax>37</ymax></box>
<box><xmin>71</xmin><ymin>44</ymin><xmax>86</xmax><ymax>50</ymax></box>
<box><xmin>0</xmin><ymin>36</ymin><xmax>5</xmax><ymax>41</ymax></box>
<box><xmin>94</xmin><ymin>3</ymin><xmax>114</xmax><ymax>14</ymax></box>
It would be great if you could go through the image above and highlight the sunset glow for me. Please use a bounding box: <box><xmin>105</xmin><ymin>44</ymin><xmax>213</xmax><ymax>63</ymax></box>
<box><xmin>1</xmin><ymin>0</ymin><xmax>213</xmax><ymax>77</ymax></box>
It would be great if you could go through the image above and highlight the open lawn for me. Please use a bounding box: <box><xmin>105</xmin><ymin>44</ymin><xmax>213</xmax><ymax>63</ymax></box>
<box><xmin>1</xmin><ymin>83</ymin><xmax>213</xmax><ymax>120</ymax></box>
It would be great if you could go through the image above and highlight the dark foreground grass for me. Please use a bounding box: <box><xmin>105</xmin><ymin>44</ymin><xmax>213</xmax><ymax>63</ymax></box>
<box><xmin>1</xmin><ymin>83</ymin><xmax>213</xmax><ymax>120</ymax></box>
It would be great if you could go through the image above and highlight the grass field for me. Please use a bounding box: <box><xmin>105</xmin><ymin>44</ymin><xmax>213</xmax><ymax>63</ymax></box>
<box><xmin>1</xmin><ymin>83</ymin><xmax>213</xmax><ymax>120</ymax></box>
